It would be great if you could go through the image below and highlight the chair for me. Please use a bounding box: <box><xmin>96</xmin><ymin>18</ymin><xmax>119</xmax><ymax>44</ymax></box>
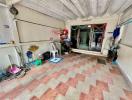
<box><xmin>49</xmin><ymin>42</ymin><xmax>58</xmax><ymax>59</ymax></box>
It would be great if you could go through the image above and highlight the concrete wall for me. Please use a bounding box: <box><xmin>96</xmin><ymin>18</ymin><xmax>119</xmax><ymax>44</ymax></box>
<box><xmin>66</xmin><ymin>15</ymin><xmax>119</xmax><ymax>56</ymax></box>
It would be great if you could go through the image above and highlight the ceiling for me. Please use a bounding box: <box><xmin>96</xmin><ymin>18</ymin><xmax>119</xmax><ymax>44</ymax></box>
<box><xmin>0</xmin><ymin>0</ymin><xmax>6</xmax><ymax>4</ymax></box>
<box><xmin>17</xmin><ymin>0</ymin><xmax>132</xmax><ymax>21</ymax></box>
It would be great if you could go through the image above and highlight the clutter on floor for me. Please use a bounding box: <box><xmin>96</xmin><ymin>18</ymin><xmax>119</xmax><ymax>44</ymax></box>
<box><xmin>60</xmin><ymin>29</ymin><xmax>72</xmax><ymax>54</ymax></box>
<box><xmin>0</xmin><ymin>55</ymin><xmax>27</xmax><ymax>82</ymax></box>
<box><xmin>0</xmin><ymin>28</ymin><xmax>110</xmax><ymax>82</ymax></box>
<box><xmin>26</xmin><ymin>45</ymin><xmax>43</xmax><ymax>67</ymax></box>
<box><xmin>42</xmin><ymin>51</ymin><xmax>51</xmax><ymax>61</ymax></box>
<box><xmin>34</xmin><ymin>59</ymin><xmax>42</xmax><ymax>66</ymax></box>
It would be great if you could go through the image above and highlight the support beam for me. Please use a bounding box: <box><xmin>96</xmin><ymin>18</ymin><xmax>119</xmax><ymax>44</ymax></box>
<box><xmin>58</xmin><ymin>0</ymin><xmax>81</xmax><ymax>17</ymax></box>
<box><xmin>71</xmin><ymin>0</ymin><xmax>86</xmax><ymax>17</ymax></box>
<box><xmin>101</xmin><ymin>0</ymin><xmax>111</xmax><ymax>16</ymax></box>
<box><xmin>21</xmin><ymin>1</ymin><xmax>67</xmax><ymax>21</ymax></box>
<box><xmin>97</xmin><ymin>0</ymin><xmax>109</xmax><ymax>16</ymax></box>
<box><xmin>79</xmin><ymin>0</ymin><xmax>89</xmax><ymax>16</ymax></box>
<box><xmin>22</xmin><ymin>0</ymin><xmax>74</xmax><ymax>20</ymax></box>
<box><xmin>0</xmin><ymin>2</ymin><xmax>8</xmax><ymax>7</ymax></box>
<box><xmin>109</xmin><ymin>0</ymin><xmax>126</xmax><ymax>15</ymax></box>
<box><xmin>123</xmin><ymin>4</ymin><xmax>132</xmax><ymax>14</ymax></box>
<box><xmin>38</xmin><ymin>0</ymin><xmax>74</xmax><ymax>19</ymax></box>
<box><xmin>89</xmin><ymin>0</ymin><xmax>98</xmax><ymax>16</ymax></box>
<box><xmin>85</xmin><ymin>0</ymin><xmax>92</xmax><ymax>16</ymax></box>
<box><xmin>116</xmin><ymin>0</ymin><xmax>132</xmax><ymax>14</ymax></box>
<box><xmin>6</xmin><ymin>0</ymin><xmax>22</xmax><ymax>5</ymax></box>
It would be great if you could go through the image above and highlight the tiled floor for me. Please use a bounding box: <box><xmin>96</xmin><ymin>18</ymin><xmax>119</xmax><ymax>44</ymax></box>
<box><xmin>0</xmin><ymin>53</ymin><xmax>132</xmax><ymax>100</ymax></box>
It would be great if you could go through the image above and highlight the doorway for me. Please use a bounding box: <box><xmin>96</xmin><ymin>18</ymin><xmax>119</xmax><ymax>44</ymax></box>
<box><xmin>71</xmin><ymin>24</ymin><xmax>106</xmax><ymax>52</ymax></box>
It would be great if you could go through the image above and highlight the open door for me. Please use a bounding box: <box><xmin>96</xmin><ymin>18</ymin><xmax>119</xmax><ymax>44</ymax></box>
<box><xmin>71</xmin><ymin>23</ymin><xmax>106</xmax><ymax>52</ymax></box>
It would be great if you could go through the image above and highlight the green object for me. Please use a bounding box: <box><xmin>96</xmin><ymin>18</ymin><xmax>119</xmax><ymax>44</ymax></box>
<box><xmin>35</xmin><ymin>59</ymin><xmax>42</xmax><ymax>66</ymax></box>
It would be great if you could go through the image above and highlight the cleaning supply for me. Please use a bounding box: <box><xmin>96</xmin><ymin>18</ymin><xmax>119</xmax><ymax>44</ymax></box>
<box><xmin>8</xmin><ymin>55</ymin><xmax>21</xmax><ymax>74</ymax></box>
<box><xmin>113</xmin><ymin>27</ymin><xmax>120</xmax><ymax>39</ymax></box>
<box><xmin>7</xmin><ymin>65</ymin><xmax>21</xmax><ymax>74</ymax></box>
<box><xmin>26</xmin><ymin>51</ymin><xmax>33</xmax><ymax>62</ymax></box>
<box><xmin>34</xmin><ymin>59</ymin><xmax>42</xmax><ymax>66</ymax></box>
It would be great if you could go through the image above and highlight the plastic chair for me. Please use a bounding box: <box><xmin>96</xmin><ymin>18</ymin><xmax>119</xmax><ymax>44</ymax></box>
<box><xmin>49</xmin><ymin>42</ymin><xmax>58</xmax><ymax>59</ymax></box>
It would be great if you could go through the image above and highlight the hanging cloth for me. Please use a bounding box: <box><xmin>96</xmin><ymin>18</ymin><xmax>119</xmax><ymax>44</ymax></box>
<box><xmin>113</xmin><ymin>27</ymin><xmax>120</xmax><ymax>39</ymax></box>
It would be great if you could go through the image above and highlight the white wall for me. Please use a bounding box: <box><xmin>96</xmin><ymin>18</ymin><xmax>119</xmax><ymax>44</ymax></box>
<box><xmin>0</xmin><ymin>4</ymin><xmax>65</xmax><ymax>69</ymax></box>
<box><xmin>15</xmin><ymin>4</ymin><xmax>65</xmax><ymax>42</ymax></box>
<box><xmin>117</xmin><ymin>45</ymin><xmax>132</xmax><ymax>87</ymax></box>
<box><xmin>117</xmin><ymin>8</ymin><xmax>132</xmax><ymax>86</ymax></box>
<box><xmin>15</xmin><ymin>5</ymin><xmax>65</xmax><ymax>29</ymax></box>
<box><xmin>0</xmin><ymin>5</ymin><xmax>20</xmax><ymax>71</ymax></box>
<box><xmin>0</xmin><ymin>6</ymin><xmax>12</xmax><ymax>43</ymax></box>
<box><xmin>66</xmin><ymin>15</ymin><xmax>119</xmax><ymax>56</ymax></box>
<box><xmin>0</xmin><ymin>47</ymin><xmax>19</xmax><ymax>71</ymax></box>
<box><xmin>120</xmin><ymin>7</ymin><xmax>132</xmax><ymax>23</ymax></box>
<box><xmin>14</xmin><ymin>4</ymin><xmax>65</xmax><ymax>63</ymax></box>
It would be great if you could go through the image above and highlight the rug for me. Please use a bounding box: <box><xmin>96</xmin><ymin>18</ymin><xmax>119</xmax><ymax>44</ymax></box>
<box><xmin>49</xmin><ymin>57</ymin><xmax>63</xmax><ymax>63</ymax></box>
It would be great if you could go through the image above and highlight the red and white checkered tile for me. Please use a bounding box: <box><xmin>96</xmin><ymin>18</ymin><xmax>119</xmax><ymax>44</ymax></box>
<box><xmin>0</xmin><ymin>54</ymin><xmax>132</xmax><ymax>100</ymax></box>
